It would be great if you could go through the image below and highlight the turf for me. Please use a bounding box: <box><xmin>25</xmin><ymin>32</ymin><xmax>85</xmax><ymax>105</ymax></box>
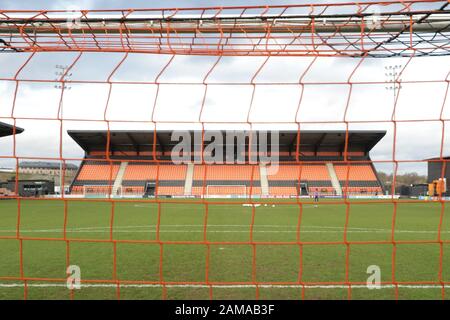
<box><xmin>0</xmin><ymin>198</ymin><xmax>449</xmax><ymax>300</ymax></box>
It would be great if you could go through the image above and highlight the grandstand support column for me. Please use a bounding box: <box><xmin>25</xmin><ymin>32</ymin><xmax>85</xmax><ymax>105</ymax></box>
<box><xmin>112</xmin><ymin>162</ymin><xmax>128</xmax><ymax>196</ymax></box>
<box><xmin>326</xmin><ymin>163</ymin><xmax>343</xmax><ymax>196</ymax></box>
<box><xmin>259</xmin><ymin>164</ymin><xmax>269</xmax><ymax>196</ymax></box>
<box><xmin>184</xmin><ymin>163</ymin><xmax>194</xmax><ymax>195</ymax></box>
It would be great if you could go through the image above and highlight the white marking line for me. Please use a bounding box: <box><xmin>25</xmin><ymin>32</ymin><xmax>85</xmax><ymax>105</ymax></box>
<box><xmin>0</xmin><ymin>224</ymin><xmax>448</xmax><ymax>234</ymax></box>
<box><xmin>7</xmin><ymin>230</ymin><xmax>446</xmax><ymax>234</ymax></box>
<box><xmin>0</xmin><ymin>224</ymin><xmax>450</xmax><ymax>234</ymax></box>
<box><xmin>132</xmin><ymin>204</ymin><xmax>319</xmax><ymax>209</ymax></box>
<box><xmin>0</xmin><ymin>283</ymin><xmax>449</xmax><ymax>290</ymax></box>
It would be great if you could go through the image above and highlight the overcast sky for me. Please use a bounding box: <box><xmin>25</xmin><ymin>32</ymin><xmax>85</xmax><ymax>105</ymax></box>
<box><xmin>0</xmin><ymin>0</ymin><xmax>445</xmax><ymax>10</ymax></box>
<box><xmin>0</xmin><ymin>0</ymin><xmax>364</xmax><ymax>10</ymax></box>
<box><xmin>0</xmin><ymin>0</ymin><xmax>449</xmax><ymax>175</ymax></box>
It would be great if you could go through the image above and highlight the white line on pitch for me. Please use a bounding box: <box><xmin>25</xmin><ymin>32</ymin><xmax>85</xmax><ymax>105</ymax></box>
<box><xmin>0</xmin><ymin>283</ymin><xmax>448</xmax><ymax>290</ymax></box>
<box><xmin>0</xmin><ymin>226</ymin><xmax>448</xmax><ymax>234</ymax></box>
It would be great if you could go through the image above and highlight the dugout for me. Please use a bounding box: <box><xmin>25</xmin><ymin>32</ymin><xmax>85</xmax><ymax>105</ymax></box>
<box><xmin>0</xmin><ymin>122</ymin><xmax>25</xmax><ymax>197</ymax></box>
<box><xmin>4</xmin><ymin>180</ymin><xmax>55</xmax><ymax>197</ymax></box>
<box><xmin>427</xmin><ymin>157</ymin><xmax>450</xmax><ymax>197</ymax></box>
<box><xmin>411</xmin><ymin>184</ymin><xmax>429</xmax><ymax>197</ymax></box>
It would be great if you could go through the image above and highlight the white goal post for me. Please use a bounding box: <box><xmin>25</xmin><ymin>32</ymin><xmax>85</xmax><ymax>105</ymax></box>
<box><xmin>83</xmin><ymin>185</ymin><xmax>117</xmax><ymax>197</ymax></box>
<box><xmin>205</xmin><ymin>185</ymin><xmax>247</xmax><ymax>198</ymax></box>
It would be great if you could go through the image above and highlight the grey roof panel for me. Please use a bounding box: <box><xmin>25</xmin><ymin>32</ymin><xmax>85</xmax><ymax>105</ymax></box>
<box><xmin>0</xmin><ymin>122</ymin><xmax>24</xmax><ymax>138</ymax></box>
<box><xmin>67</xmin><ymin>130</ymin><xmax>386</xmax><ymax>154</ymax></box>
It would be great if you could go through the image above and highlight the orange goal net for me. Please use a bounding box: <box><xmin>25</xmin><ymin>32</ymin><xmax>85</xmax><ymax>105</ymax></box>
<box><xmin>0</xmin><ymin>0</ymin><xmax>449</xmax><ymax>300</ymax></box>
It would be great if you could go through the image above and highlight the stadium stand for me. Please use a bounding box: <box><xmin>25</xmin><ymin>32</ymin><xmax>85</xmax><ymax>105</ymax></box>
<box><xmin>0</xmin><ymin>121</ymin><xmax>24</xmax><ymax>138</ymax></box>
<box><xmin>68</xmin><ymin>130</ymin><xmax>385</xmax><ymax>198</ymax></box>
<box><xmin>0</xmin><ymin>122</ymin><xmax>24</xmax><ymax>197</ymax></box>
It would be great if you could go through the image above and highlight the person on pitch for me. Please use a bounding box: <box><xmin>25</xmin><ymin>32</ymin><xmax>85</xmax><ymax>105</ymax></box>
<box><xmin>314</xmin><ymin>188</ymin><xmax>319</xmax><ymax>207</ymax></box>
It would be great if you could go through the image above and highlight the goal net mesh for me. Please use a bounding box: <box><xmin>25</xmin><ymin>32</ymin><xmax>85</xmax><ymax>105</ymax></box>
<box><xmin>0</xmin><ymin>0</ymin><xmax>450</xmax><ymax>300</ymax></box>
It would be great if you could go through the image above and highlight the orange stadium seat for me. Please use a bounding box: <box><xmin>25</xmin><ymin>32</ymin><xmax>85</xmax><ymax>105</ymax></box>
<box><xmin>72</xmin><ymin>161</ymin><xmax>382</xmax><ymax>197</ymax></box>
<box><xmin>334</xmin><ymin>165</ymin><xmax>377</xmax><ymax>181</ymax></box>
<box><xmin>268</xmin><ymin>187</ymin><xmax>298</xmax><ymax>196</ymax></box>
<box><xmin>71</xmin><ymin>186</ymin><xmax>83</xmax><ymax>194</ymax></box>
<box><xmin>81</xmin><ymin>185</ymin><xmax>113</xmax><ymax>195</ymax></box>
<box><xmin>266</xmin><ymin>165</ymin><xmax>330</xmax><ymax>181</ymax></box>
<box><xmin>193</xmin><ymin>165</ymin><xmax>260</xmax><ymax>181</ymax></box>
<box><xmin>342</xmin><ymin>186</ymin><xmax>382</xmax><ymax>195</ymax></box>
<box><xmin>76</xmin><ymin>163</ymin><xmax>120</xmax><ymax>181</ymax></box>
<box><xmin>121</xmin><ymin>186</ymin><xmax>144</xmax><ymax>195</ymax></box>
<box><xmin>191</xmin><ymin>186</ymin><xmax>261</xmax><ymax>196</ymax></box>
<box><xmin>157</xmin><ymin>186</ymin><xmax>185</xmax><ymax>195</ymax></box>
<box><xmin>123</xmin><ymin>164</ymin><xmax>186</xmax><ymax>181</ymax></box>
<box><xmin>308</xmin><ymin>187</ymin><xmax>335</xmax><ymax>195</ymax></box>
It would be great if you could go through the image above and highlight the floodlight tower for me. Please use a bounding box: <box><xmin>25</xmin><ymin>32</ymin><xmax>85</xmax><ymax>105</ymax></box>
<box><xmin>384</xmin><ymin>64</ymin><xmax>402</xmax><ymax>103</ymax></box>
<box><xmin>384</xmin><ymin>64</ymin><xmax>402</xmax><ymax>195</ymax></box>
<box><xmin>54</xmin><ymin>65</ymin><xmax>72</xmax><ymax>196</ymax></box>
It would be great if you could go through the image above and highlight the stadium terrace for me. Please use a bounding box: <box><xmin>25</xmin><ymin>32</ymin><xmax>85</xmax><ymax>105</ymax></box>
<box><xmin>67</xmin><ymin>130</ymin><xmax>385</xmax><ymax>198</ymax></box>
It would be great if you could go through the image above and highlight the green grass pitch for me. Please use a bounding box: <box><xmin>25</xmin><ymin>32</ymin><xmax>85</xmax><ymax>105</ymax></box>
<box><xmin>0</xmin><ymin>198</ymin><xmax>450</xmax><ymax>300</ymax></box>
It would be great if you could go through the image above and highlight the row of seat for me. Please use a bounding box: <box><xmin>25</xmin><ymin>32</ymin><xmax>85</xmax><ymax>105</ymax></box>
<box><xmin>0</xmin><ymin>187</ymin><xmax>14</xmax><ymax>196</ymax></box>
<box><xmin>75</xmin><ymin>186</ymin><xmax>382</xmax><ymax>196</ymax></box>
<box><xmin>122</xmin><ymin>186</ymin><xmax>185</xmax><ymax>196</ymax></box>
<box><xmin>76</xmin><ymin>164</ymin><xmax>120</xmax><ymax>181</ymax></box>
<box><xmin>334</xmin><ymin>165</ymin><xmax>378</xmax><ymax>181</ymax></box>
<box><xmin>116</xmin><ymin>186</ymin><xmax>259</xmax><ymax>196</ymax></box>
<box><xmin>193</xmin><ymin>165</ymin><xmax>260</xmax><ymax>180</ymax></box>
<box><xmin>76</xmin><ymin>163</ymin><xmax>378</xmax><ymax>182</ymax></box>
<box><xmin>266</xmin><ymin>165</ymin><xmax>330</xmax><ymax>181</ymax></box>
<box><xmin>262</xmin><ymin>186</ymin><xmax>382</xmax><ymax>196</ymax></box>
<box><xmin>72</xmin><ymin>162</ymin><xmax>382</xmax><ymax>196</ymax></box>
<box><xmin>123</xmin><ymin>164</ymin><xmax>187</xmax><ymax>180</ymax></box>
